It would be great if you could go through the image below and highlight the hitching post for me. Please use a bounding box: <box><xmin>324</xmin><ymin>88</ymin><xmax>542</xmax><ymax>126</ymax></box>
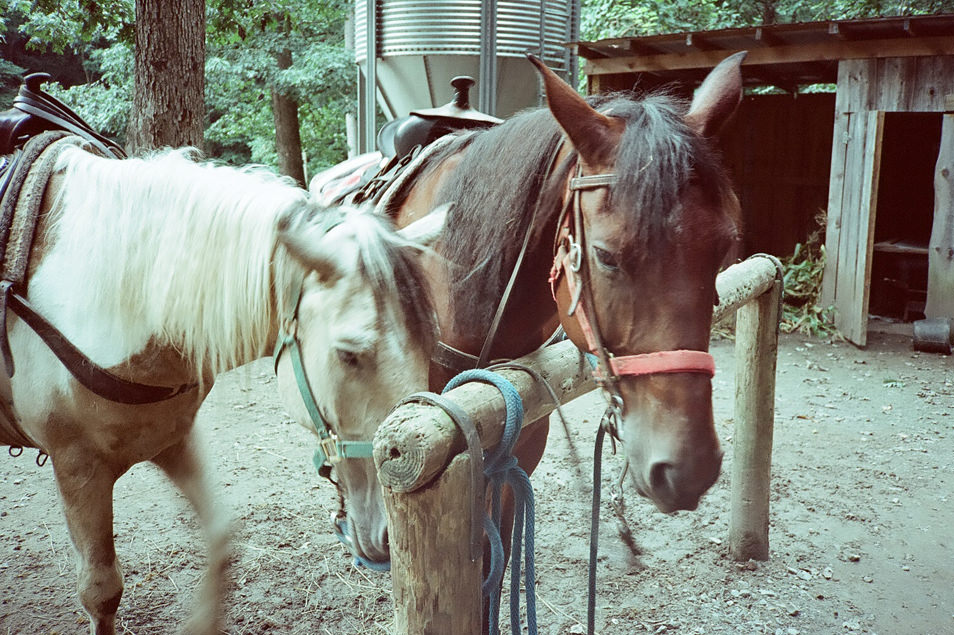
<box><xmin>727</xmin><ymin>259</ymin><xmax>782</xmax><ymax>561</ymax></box>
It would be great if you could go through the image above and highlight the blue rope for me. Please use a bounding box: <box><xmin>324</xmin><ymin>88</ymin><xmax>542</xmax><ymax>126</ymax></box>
<box><xmin>443</xmin><ymin>369</ymin><xmax>537</xmax><ymax>635</ymax></box>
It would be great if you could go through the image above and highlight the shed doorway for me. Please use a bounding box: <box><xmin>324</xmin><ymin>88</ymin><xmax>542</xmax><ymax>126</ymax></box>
<box><xmin>869</xmin><ymin>112</ymin><xmax>943</xmax><ymax>322</ymax></box>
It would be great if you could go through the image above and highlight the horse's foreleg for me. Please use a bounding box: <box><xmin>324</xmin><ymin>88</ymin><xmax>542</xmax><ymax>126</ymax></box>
<box><xmin>151</xmin><ymin>431</ymin><xmax>230</xmax><ymax>635</ymax></box>
<box><xmin>52</xmin><ymin>456</ymin><xmax>123</xmax><ymax>635</ymax></box>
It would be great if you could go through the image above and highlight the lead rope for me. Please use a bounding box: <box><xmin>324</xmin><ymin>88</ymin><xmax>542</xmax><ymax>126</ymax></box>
<box><xmin>442</xmin><ymin>368</ymin><xmax>537</xmax><ymax>635</ymax></box>
<box><xmin>587</xmin><ymin>404</ymin><xmax>618</xmax><ymax>635</ymax></box>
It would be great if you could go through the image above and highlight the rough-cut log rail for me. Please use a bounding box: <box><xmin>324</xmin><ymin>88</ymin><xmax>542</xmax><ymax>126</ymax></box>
<box><xmin>373</xmin><ymin>255</ymin><xmax>780</xmax><ymax>494</ymax></box>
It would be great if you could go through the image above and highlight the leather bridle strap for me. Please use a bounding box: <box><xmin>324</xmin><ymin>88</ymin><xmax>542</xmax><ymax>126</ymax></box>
<box><xmin>555</xmin><ymin>165</ymin><xmax>716</xmax><ymax>393</ymax></box>
<box><xmin>474</xmin><ymin>138</ymin><xmax>566</xmax><ymax>369</ymax></box>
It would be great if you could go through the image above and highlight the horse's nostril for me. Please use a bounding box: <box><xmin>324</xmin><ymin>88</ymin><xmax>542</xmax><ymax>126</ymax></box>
<box><xmin>648</xmin><ymin>461</ymin><xmax>675</xmax><ymax>496</ymax></box>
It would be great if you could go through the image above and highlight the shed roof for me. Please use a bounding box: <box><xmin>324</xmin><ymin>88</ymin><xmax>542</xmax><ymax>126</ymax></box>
<box><xmin>576</xmin><ymin>14</ymin><xmax>954</xmax><ymax>90</ymax></box>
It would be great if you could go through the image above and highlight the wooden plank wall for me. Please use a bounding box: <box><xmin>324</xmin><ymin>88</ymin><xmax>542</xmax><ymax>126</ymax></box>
<box><xmin>822</xmin><ymin>55</ymin><xmax>954</xmax><ymax>344</ymax></box>
<box><xmin>822</xmin><ymin>111</ymin><xmax>885</xmax><ymax>345</ymax></box>
<box><xmin>836</xmin><ymin>56</ymin><xmax>954</xmax><ymax>114</ymax></box>
<box><xmin>719</xmin><ymin>93</ymin><xmax>835</xmax><ymax>258</ymax></box>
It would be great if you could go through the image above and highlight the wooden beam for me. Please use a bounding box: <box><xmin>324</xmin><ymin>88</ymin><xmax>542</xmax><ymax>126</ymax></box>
<box><xmin>385</xmin><ymin>454</ymin><xmax>483</xmax><ymax>635</ymax></box>
<box><xmin>576</xmin><ymin>42</ymin><xmax>610</xmax><ymax>59</ymax></box>
<box><xmin>686</xmin><ymin>32</ymin><xmax>719</xmax><ymax>51</ymax></box>
<box><xmin>583</xmin><ymin>35</ymin><xmax>954</xmax><ymax>75</ymax></box>
<box><xmin>754</xmin><ymin>26</ymin><xmax>782</xmax><ymax>47</ymax></box>
<box><xmin>729</xmin><ymin>278</ymin><xmax>781</xmax><ymax>561</ymax></box>
<box><xmin>926</xmin><ymin>110</ymin><xmax>954</xmax><ymax>318</ymax></box>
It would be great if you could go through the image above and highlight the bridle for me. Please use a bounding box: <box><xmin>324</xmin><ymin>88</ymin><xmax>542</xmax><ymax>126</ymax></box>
<box><xmin>549</xmin><ymin>159</ymin><xmax>716</xmax><ymax>434</ymax></box>
<box><xmin>273</xmin><ymin>273</ymin><xmax>374</xmax><ymax>476</ymax></box>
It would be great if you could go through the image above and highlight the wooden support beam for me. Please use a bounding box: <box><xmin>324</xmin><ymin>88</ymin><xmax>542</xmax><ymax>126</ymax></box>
<box><xmin>926</xmin><ymin>109</ymin><xmax>954</xmax><ymax>318</ymax></box>
<box><xmin>374</xmin><ymin>340</ymin><xmax>593</xmax><ymax>493</ymax></box>
<box><xmin>754</xmin><ymin>26</ymin><xmax>782</xmax><ymax>47</ymax></box>
<box><xmin>583</xmin><ymin>35</ymin><xmax>954</xmax><ymax>76</ymax></box>
<box><xmin>686</xmin><ymin>32</ymin><xmax>719</xmax><ymax>51</ymax></box>
<box><xmin>385</xmin><ymin>454</ymin><xmax>483</xmax><ymax>635</ymax></box>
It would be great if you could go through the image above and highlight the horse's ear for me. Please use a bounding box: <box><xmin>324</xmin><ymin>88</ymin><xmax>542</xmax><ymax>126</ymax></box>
<box><xmin>277</xmin><ymin>210</ymin><xmax>341</xmax><ymax>283</ymax></box>
<box><xmin>527</xmin><ymin>54</ymin><xmax>623</xmax><ymax>168</ymax></box>
<box><xmin>398</xmin><ymin>202</ymin><xmax>452</xmax><ymax>248</ymax></box>
<box><xmin>685</xmin><ymin>51</ymin><xmax>747</xmax><ymax>138</ymax></box>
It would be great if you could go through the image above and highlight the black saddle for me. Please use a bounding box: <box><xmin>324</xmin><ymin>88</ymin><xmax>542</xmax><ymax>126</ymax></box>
<box><xmin>377</xmin><ymin>76</ymin><xmax>501</xmax><ymax>160</ymax></box>
<box><xmin>0</xmin><ymin>73</ymin><xmax>125</xmax><ymax>159</ymax></box>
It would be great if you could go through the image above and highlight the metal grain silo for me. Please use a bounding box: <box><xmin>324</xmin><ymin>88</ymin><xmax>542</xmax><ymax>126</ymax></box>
<box><xmin>354</xmin><ymin>0</ymin><xmax>580</xmax><ymax>153</ymax></box>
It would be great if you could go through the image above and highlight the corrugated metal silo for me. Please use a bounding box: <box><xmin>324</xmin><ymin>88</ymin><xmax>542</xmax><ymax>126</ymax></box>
<box><xmin>354</xmin><ymin>0</ymin><xmax>580</xmax><ymax>154</ymax></box>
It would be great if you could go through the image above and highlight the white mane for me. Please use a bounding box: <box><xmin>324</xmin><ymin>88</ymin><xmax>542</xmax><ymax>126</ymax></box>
<box><xmin>41</xmin><ymin>146</ymin><xmax>306</xmax><ymax>377</ymax></box>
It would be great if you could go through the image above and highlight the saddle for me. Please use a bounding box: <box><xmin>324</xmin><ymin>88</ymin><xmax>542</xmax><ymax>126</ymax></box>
<box><xmin>0</xmin><ymin>73</ymin><xmax>125</xmax><ymax>159</ymax></box>
<box><xmin>319</xmin><ymin>76</ymin><xmax>500</xmax><ymax>208</ymax></box>
<box><xmin>376</xmin><ymin>76</ymin><xmax>501</xmax><ymax>160</ymax></box>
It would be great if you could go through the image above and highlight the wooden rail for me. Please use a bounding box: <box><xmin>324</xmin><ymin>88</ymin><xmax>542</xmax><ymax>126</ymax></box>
<box><xmin>373</xmin><ymin>254</ymin><xmax>782</xmax><ymax>634</ymax></box>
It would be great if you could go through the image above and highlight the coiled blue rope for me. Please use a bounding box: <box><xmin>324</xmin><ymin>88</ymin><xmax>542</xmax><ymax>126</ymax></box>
<box><xmin>443</xmin><ymin>368</ymin><xmax>537</xmax><ymax>635</ymax></box>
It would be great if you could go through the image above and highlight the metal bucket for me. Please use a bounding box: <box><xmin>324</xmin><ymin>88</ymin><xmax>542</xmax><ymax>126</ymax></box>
<box><xmin>913</xmin><ymin>317</ymin><xmax>953</xmax><ymax>354</ymax></box>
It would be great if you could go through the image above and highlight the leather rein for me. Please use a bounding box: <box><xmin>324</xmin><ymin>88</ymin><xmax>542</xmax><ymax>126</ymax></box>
<box><xmin>549</xmin><ymin>159</ymin><xmax>716</xmax><ymax>432</ymax></box>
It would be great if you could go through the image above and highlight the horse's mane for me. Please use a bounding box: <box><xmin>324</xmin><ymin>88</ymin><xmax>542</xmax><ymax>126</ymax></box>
<box><xmin>426</xmin><ymin>90</ymin><xmax>736</xmax><ymax>334</ymax></box>
<box><xmin>291</xmin><ymin>205</ymin><xmax>438</xmax><ymax>357</ymax></box>
<box><xmin>46</xmin><ymin>146</ymin><xmax>305</xmax><ymax>377</ymax></box>
<box><xmin>424</xmin><ymin>110</ymin><xmax>565</xmax><ymax>333</ymax></box>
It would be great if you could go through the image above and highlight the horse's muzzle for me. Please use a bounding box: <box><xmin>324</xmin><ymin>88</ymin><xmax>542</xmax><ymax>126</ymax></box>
<box><xmin>637</xmin><ymin>448</ymin><xmax>723</xmax><ymax>513</ymax></box>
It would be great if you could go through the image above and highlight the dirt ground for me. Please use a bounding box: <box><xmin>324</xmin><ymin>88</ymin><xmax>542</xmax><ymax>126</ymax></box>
<box><xmin>0</xmin><ymin>324</ymin><xmax>952</xmax><ymax>635</ymax></box>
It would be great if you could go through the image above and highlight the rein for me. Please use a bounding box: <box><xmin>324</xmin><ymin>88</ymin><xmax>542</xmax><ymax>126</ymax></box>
<box><xmin>549</xmin><ymin>159</ymin><xmax>718</xmax><ymax>635</ymax></box>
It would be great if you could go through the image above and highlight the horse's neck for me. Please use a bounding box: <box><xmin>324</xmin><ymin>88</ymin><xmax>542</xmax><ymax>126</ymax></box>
<box><xmin>395</xmin><ymin>139</ymin><xmax>567</xmax><ymax>372</ymax></box>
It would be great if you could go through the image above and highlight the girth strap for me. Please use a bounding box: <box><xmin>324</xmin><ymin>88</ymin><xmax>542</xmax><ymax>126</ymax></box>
<box><xmin>3</xmin><ymin>288</ymin><xmax>197</xmax><ymax>404</ymax></box>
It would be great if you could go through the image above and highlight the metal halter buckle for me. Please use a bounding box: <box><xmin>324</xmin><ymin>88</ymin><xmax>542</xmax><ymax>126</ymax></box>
<box><xmin>319</xmin><ymin>435</ymin><xmax>342</xmax><ymax>465</ymax></box>
<box><xmin>567</xmin><ymin>238</ymin><xmax>582</xmax><ymax>272</ymax></box>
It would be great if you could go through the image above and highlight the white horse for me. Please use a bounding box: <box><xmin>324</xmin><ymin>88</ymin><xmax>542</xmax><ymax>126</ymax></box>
<box><xmin>1</xmin><ymin>141</ymin><xmax>440</xmax><ymax>634</ymax></box>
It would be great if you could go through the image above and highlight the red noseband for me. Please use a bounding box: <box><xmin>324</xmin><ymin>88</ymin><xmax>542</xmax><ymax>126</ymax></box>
<box><xmin>608</xmin><ymin>349</ymin><xmax>715</xmax><ymax>378</ymax></box>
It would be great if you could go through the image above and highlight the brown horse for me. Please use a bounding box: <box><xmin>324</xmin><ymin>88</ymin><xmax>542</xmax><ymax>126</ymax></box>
<box><xmin>380</xmin><ymin>52</ymin><xmax>745</xmax><ymax>540</ymax></box>
<box><xmin>1</xmin><ymin>143</ymin><xmax>439</xmax><ymax>634</ymax></box>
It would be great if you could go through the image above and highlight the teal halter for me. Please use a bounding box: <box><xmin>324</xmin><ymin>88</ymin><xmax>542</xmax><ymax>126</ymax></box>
<box><xmin>273</xmin><ymin>275</ymin><xmax>375</xmax><ymax>471</ymax></box>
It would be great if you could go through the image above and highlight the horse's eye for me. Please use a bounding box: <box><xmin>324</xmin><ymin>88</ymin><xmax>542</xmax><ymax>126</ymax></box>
<box><xmin>336</xmin><ymin>347</ymin><xmax>362</xmax><ymax>368</ymax></box>
<box><xmin>593</xmin><ymin>246</ymin><xmax>619</xmax><ymax>271</ymax></box>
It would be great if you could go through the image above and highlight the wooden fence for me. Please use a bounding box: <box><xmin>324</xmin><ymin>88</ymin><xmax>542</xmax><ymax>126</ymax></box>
<box><xmin>372</xmin><ymin>254</ymin><xmax>782</xmax><ymax>634</ymax></box>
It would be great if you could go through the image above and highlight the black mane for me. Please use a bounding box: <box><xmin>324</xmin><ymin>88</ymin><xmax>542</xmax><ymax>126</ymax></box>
<box><xmin>421</xmin><ymin>89</ymin><xmax>734</xmax><ymax>336</ymax></box>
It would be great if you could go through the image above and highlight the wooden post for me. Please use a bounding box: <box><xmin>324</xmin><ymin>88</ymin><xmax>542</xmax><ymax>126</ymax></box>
<box><xmin>925</xmin><ymin>102</ymin><xmax>954</xmax><ymax>319</ymax></box>
<box><xmin>729</xmin><ymin>278</ymin><xmax>781</xmax><ymax>561</ymax></box>
<box><xmin>384</xmin><ymin>454</ymin><xmax>483</xmax><ymax>635</ymax></box>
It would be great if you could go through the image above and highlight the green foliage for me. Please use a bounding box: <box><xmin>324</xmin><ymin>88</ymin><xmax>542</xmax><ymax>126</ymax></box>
<box><xmin>5</xmin><ymin>0</ymin><xmax>134</xmax><ymax>52</ymax></box>
<box><xmin>780</xmin><ymin>242</ymin><xmax>839</xmax><ymax>337</ymax></box>
<box><xmin>579</xmin><ymin>0</ymin><xmax>953</xmax><ymax>39</ymax></box>
<box><xmin>204</xmin><ymin>0</ymin><xmax>354</xmax><ymax>172</ymax></box>
<box><xmin>779</xmin><ymin>212</ymin><xmax>840</xmax><ymax>338</ymax></box>
<box><xmin>43</xmin><ymin>44</ymin><xmax>133</xmax><ymax>144</ymax></box>
<box><xmin>3</xmin><ymin>0</ymin><xmax>353</xmax><ymax>174</ymax></box>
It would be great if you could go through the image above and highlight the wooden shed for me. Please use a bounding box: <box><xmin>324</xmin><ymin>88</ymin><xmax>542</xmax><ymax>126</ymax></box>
<box><xmin>576</xmin><ymin>15</ymin><xmax>954</xmax><ymax>345</ymax></box>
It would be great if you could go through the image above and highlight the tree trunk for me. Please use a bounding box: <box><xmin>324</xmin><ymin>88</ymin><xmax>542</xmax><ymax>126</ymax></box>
<box><xmin>128</xmin><ymin>0</ymin><xmax>205</xmax><ymax>153</ymax></box>
<box><xmin>272</xmin><ymin>49</ymin><xmax>306</xmax><ymax>187</ymax></box>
